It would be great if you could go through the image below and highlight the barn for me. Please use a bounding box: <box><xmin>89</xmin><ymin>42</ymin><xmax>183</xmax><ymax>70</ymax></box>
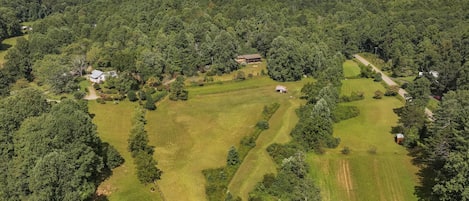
<box><xmin>236</xmin><ymin>54</ymin><xmax>262</xmax><ymax>64</ymax></box>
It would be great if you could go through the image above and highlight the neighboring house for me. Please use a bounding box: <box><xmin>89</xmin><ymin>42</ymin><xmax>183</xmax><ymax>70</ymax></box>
<box><xmin>90</xmin><ymin>70</ymin><xmax>117</xmax><ymax>83</ymax></box>
<box><xmin>236</xmin><ymin>54</ymin><xmax>262</xmax><ymax>64</ymax></box>
<box><xmin>418</xmin><ymin>70</ymin><xmax>439</xmax><ymax>79</ymax></box>
<box><xmin>275</xmin><ymin>85</ymin><xmax>287</xmax><ymax>93</ymax></box>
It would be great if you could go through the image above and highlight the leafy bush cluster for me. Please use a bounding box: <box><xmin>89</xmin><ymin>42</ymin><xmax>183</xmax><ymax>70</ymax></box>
<box><xmin>340</xmin><ymin>91</ymin><xmax>365</xmax><ymax>102</ymax></box>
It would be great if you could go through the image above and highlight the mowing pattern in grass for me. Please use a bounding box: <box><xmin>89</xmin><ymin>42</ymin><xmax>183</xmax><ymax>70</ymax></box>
<box><xmin>145</xmin><ymin>78</ymin><xmax>309</xmax><ymax>201</ymax></box>
<box><xmin>89</xmin><ymin>101</ymin><xmax>163</xmax><ymax>201</ymax></box>
<box><xmin>202</xmin><ymin>103</ymin><xmax>279</xmax><ymax>201</ymax></box>
<box><xmin>343</xmin><ymin>60</ymin><xmax>361</xmax><ymax>78</ymax></box>
<box><xmin>308</xmin><ymin>78</ymin><xmax>419</xmax><ymax>201</ymax></box>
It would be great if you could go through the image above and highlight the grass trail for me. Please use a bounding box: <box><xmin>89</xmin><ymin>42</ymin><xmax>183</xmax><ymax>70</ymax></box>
<box><xmin>0</xmin><ymin>35</ymin><xmax>27</xmax><ymax>68</ymax></box>
<box><xmin>89</xmin><ymin>101</ymin><xmax>163</xmax><ymax>201</ymax></box>
<box><xmin>227</xmin><ymin>90</ymin><xmax>304</xmax><ymax>200</ymax></box>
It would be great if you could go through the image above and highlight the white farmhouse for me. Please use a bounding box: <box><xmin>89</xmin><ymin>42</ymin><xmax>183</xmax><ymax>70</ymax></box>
<box><xmin>90</xmin><ymin>70</ymin><xmax>117</xmax><ymax>83</ymax></box>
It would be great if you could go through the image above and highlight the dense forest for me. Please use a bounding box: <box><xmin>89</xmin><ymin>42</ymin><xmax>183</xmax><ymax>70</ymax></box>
<box><xmin>0</xmin><ymin>0</ymin><xmax>468</xmax><ymax>200</ymax></box>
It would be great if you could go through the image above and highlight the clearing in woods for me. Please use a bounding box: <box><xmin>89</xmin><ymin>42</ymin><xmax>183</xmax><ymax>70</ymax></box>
<box><xmin>145</xmin><ymin>77</ymin><xmax>312</xmax><ymax>201</ymax></box>
<box><xmin>308</xmin><ymin>61</ymin><xmax>419</xmax><ymax>201</ymax></box>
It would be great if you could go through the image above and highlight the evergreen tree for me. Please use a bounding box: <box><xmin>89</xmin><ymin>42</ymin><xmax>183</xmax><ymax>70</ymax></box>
<box><xmin>226</xmin><ymin>146</ymin><xmax>240</xmax><ymax>166</ymax></box>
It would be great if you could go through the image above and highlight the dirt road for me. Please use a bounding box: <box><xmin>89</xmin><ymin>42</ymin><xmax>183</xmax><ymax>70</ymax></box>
<box><xmin>84</xmin><ymin>85</ymin><xmax>98</xmax><ymax>100</ymax></box>
<box><xmin>353</xmin><ymin>54</ymin><xmax>434</xmax><ymax>119</ymax></box>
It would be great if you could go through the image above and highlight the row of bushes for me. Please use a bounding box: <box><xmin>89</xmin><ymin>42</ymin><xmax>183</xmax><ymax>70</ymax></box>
<box><xmin>202</xmin><ymin>103</ymin><xmax>280</xmax><ymax>201</ymax></box>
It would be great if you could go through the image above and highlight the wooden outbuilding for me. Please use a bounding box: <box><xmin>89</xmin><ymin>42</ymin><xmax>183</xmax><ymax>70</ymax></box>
<box><xmin>395</xmin><ymin>133</ymin><xmax>404</xmax><ymax>144</ymax></box>
<box><xmin>236</xmin><ymin>54</ymin><xmax>262</xmax><ymax>64</ymax></box>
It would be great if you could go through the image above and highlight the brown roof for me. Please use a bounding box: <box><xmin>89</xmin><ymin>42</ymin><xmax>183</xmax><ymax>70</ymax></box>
<box><xmin>238</xmin><ymin>54</ymin><xmax>262</xmax><ymax>60</ymax></box>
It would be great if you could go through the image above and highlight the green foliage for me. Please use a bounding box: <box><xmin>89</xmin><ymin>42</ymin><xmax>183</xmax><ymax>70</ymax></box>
<box><xmin>333</xmin><ymin>105</ymin><xmax>360</xmax><ymax>122</ymax></box>
<box><xmin>103</xmin><ymin>143</ymin><xmax>124</xmax><ymax>169</ymax></box>
<box><xmin>341</xmin><ymin>146</ymin><xmax>351</xmax><ymax>155</ymax></box>
<box><xmin>340</xmin><ymin>91</ymin><xmax>365</xmax><ymax>102</ymax></box>
<box><xmin>127</xmin><ymin>90</ymin><xmax>138</xmax><ymax>102</ymax></box>
<box><xmin>144</xmin><ymin>96</ymin><xmax>156</xmax><ymax>111</ymax></box>
<box><xmin>169</xmin><ymin>76</ymin><xmax>188</xmax><ymax>101</ymax></box>
<box><xmin>134</xmin><ymin>151</ymin><xmax>162</xmax><ymax>184</ymax></box>
<box><xmin>385</xmin><ymin>85</ymin><xmax>400</xmax><ymax>96</ymax></box>
<box><xmin>73</xmin><ymin>91</ymin><xmax>86</xmax><ymax>99</ymax></box>
<box><xmin>360</xmin><ymin>64</ymin><xmax>374</xmax><ymax>78</ymax></box>
<box><xmin>373</xmin><ymin>72</ymin><xmax>382</xmax><ymax>82</ymax></box>
<box><xmin>256</xmin><ymin>120</ymin><xmax>269</xmax><ymax>130</ymax></box>
<box><xmin>227</xmin><ymin>146</ymin><xmax>240</xmax><ymax>166</ymax></box>
<box><xmin>373</xmin><ymin>90</ymin><xmax>383</xmax><ymax>99</ymax></box>
<box><xmin>250</xmin><ymin>152</ymin><xmax>321</xmax><ymax>201</ymax></box>
<box><xmin>127</xmin><ymin>107</ymin><xmax>161</xmax><ymax>184</ymax></box>
<box><xmin>0</xmin><ymin>99</ymin><xmax>107</xmax><ymax>201</ymax></box>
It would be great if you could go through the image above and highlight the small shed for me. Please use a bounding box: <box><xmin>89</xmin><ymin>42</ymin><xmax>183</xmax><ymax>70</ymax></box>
<box><xmin>275</xmin><ymin>85</ymin><xmax>287</xmax><ymax>93</ymax></box>
<box><xmin>395</xmin><ymin>133</ymin><xmax>404</xmax><ymax>144</ymax></box>
<box><xmin>236</xmin><ymin>54</ymin><xmax>262</xmax><ymax>64</ymax></box>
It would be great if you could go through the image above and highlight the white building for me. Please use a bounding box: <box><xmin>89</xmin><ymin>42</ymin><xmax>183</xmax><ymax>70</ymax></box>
<box><xmin>90</xmin><ymin>70</ymin><xmax>117</xmax><ymax>83</ymax></box>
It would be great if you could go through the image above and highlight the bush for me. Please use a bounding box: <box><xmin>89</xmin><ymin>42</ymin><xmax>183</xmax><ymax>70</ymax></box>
<box><xmin>333</xmin><ymin>105</ymin><xmax>360</xmax><ymax>122</ymax></box>
<box><xmin>341</xmin><ymin>146</ymin><xmax>351</xmax><ymax>155</ymax></box>
<box><xmin>96</xmin><ymin>98</ymin><xmax>105</xmax><ymax>104</ymax></box>
<box><xmin>144</xmin><ymin>96</ymin><xmax>156</xmax><ymax>110</ymax></box>
<box><xmin>73</xmin><ymin>91</ymin><xmax>86</xmax><ymax>99</ymax></box>
<box><xmin>373</xmin><ymin>72</ymin><xmax>382</xmax><ymax>82</ymax></box>
<box><xmin>373</xmin><ymin>90</ymin><xmax>383</xmax><ymax>99</ymax></box>
<box><xmin>385</xmin><ymin>85</ymin><xmax>399</xmax><ymax>96</ymax></box>
<box><xmin>127</xmin><ymin>90</ymin><xmax>138</xmax><ymax>102</ymax></box>
<box><xmin>235</xmin><ymin>71</ymin><xmax>246</xmax><ymax>80</ymax></box>
<box><xmin>93</xmin><ymin>84</ymin><xmax>101</xmax><ymax>90</ymax></box>
<box><xmin>240</xmin><ymin>136</ymin><xmax>256</xmax><ymax>148</ymax></box>
<box><xmin>138</xmin><ymin>91</ymin><xmax>146</xmax><ymax>100</ymax></box>
<box><xmin>104</xmin><ymin>144</ymin><xmax>124</xmax><ymax>169</ymax></box>
<box><xmin>256</xmin><ymin>120</ymin><xmax>269</xmax><ymax>130</ymax></box>
<box><xmin>340</xmin><ymin>91</ymin><xmax>364</xmax><ymax>102</ymax></box>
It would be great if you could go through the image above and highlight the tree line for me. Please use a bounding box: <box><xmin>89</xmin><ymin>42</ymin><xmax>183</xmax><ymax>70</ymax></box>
<box><xmin>0</xmin><ymin>88</ymin><xmax>123</xmax><ymax>200</ymax></box>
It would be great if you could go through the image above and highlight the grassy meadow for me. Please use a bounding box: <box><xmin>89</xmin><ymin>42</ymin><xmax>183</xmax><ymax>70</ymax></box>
<box><xmin>145</xmin><ymin>76</ymin><xmax>311</xmax><ymax>201</ymax></box>
<box><xmin>89</xmin><ymin>101</ymin><xmax>163</xmax><ymax>201</ymax></box>
<box><xmin>343</xmin><ymin>60</ymin><xmax>361</xmax><ymax>78</ymax></box>
<box><xmin>308</xmin><ymin>64</ymin><xmax>419</xmax><ymax>201</ymax></box>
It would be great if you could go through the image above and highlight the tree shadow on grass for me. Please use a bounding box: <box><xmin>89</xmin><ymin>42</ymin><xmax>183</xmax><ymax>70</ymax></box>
<box><xmin>0</xmin><ymin>43</ymin><xmax>12</xmax><ymax>51</ymax></box>
<box><xmin>407</xmin><ymin>147</ymin><xmax>436</xmax><ymax>201</ymax></box>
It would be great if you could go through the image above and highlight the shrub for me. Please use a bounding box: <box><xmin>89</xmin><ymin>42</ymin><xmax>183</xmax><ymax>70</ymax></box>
<box><xmin>96</xmin><ymin>98</ymin><xmax>105</xmax><ymax>104</ymax></box>
<box><xmin>341</xmin><ymin>146</ymin><xmax>351</xmax><ymax>155</ymax></box>
<box><xmin>373</xmin><ymin>90</ymin><xmax>383</xmax><ymax>99</ymax></box>
<box><xmin>333</xmin><ymin>105</ymin><xmax>360</xmax><ymax>122</ymax></box>
<box><xmin>373</xmin><ymin>72</ymin><xmax>382</xmax><ymax>82</ymax></box>
<box><xmin>93</xmin><ymin>84</ymin><xmax>101</xmax><ymax>90</ymax></box>
<box><xmin>385</xmin><ymin>85</ymin><xmax>399</xmax><ymax>96</ymax></box>
<box><xmin>235</xmin><ymin>71</ymin><xmax>246</xmax><ymax>80</ymax></box>
<box><xmin>73</xmin><ymin>91</ymin><xmax>86</xmax><ymax>99</ymax></box>
<box><xmin>104</xmin><ymin>144</ymin><xmax>124</xmax><ymax>169</ymax></box>
<box><xmin>127</xmin><ymin>90</ymin><xmax>138</xmax><ymax>102</ymax></box>
<box><xmin>256</xmin><ymin>120</ymin><xmax>269</xmax><ymax>130</ymax></box>
<box><xmin>138</xmin><ymin>91</ymin><xmax>146</xmax><ymax>100</ymax></box>
<box><xmin>144</xmin><ymin>96</ymin><xmax>156</xmax><ymax>110</ymax></box>
<box><xmin>226</xmin><ymin>146</ymin><xmax>240</xmax><ymax>166</ymax></box>
<box><xmin>240</xmin><ymin>136</ymin><xmax>256</xmax><ymax>148</ymax></box>
<box><xmin>340</xmin><ymin>91</ymin><xmax>364</xmax><ymax>102</ymax></box>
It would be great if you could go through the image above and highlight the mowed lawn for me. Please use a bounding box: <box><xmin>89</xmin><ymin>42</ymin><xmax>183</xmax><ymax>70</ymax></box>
<box><xmin>145</xmin><ymin>77</ymin><xmax>311</xmax><ymax>201</ymax></box>
<box><xmin>88</xmin><ymin>101</ymin><xmax>163</xmax><ymax>201</ymax></box>
<box><xmin>343</xmin><ymin>60</ymin><xmax>361</xmax><ymax>78</ymax></box>
<box><xmin>309</xmin><ymin>78</ymin><xmax>419</xmax><ymax>201</ymax></box>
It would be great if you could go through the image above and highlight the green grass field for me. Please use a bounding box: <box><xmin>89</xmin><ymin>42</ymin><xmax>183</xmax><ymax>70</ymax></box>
<box><xmin>343</xmin><ymin>60</ymin><xmax>361</xmax><ymax>78</ymax></box>
<box><xmin>145</xmin><ymin>77</ymin><xmax>310</xmax><ymax>201</ymax></box>
<box><xmin>88</xmin><ymin>101</ymin><xmax>163</xmax><ymax>201</ymax></box>
<box><xmin>309</xmin><ymin>78</ymin><xmax>419</xmax><ymax>201</ymax></box>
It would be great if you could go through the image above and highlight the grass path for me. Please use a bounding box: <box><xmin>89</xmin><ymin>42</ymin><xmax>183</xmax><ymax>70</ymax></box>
<box><xmin>227</xmin><ymin>91</ymin><xmax>304</xmax><ymax>200</ymax></box>
<box><xmin>309</xmin><ymin>78</ymin><xmax>419</xmax><ymax>201</ymax></box>
<box><xmin>89</xmin><ymin>101</ymin><xmax>163</xmax><ymax>201</ymax></box>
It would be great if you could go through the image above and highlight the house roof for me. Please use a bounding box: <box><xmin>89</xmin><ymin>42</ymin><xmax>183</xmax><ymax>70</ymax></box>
<box><xmin>90</xmin><ymin>70</ymin><xmax>104</xmax><ymax>79</ymax></box>
<box><xmin>396</xmin><ymin>133</ymin><xmax>404</xmax><ymax>138</ymax></box>
<box><xmin>238</xmin><ymin>54</ymin><xmax>262</xmax><ymax>60</ymax></box>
